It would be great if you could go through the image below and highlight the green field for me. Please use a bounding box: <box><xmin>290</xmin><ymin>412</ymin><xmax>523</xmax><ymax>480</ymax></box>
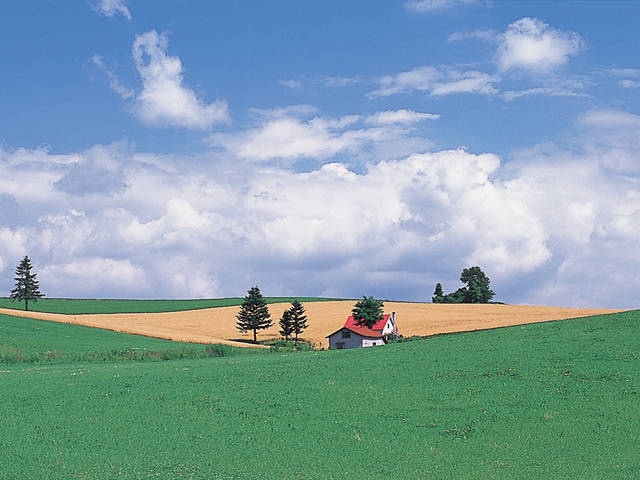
<box><xmin>0</xmin><ymin>314</ymin><xmax>255</xmax><ymax>364</ymax></box>
<box><xmin>0</xmin><ymin>296</ymin><xmax>338</xmax><ymax>315</ymax></box>
<box><xmin>1</xmin><ymin>310</ymin><xmax>638</xmax><ymax>479</ymax></box>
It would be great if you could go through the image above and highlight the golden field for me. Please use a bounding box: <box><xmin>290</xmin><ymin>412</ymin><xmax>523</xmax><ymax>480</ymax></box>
<box><xmin>0</xmin><ymin>301</ymin><xmax>626</xmax><ymax>349</ymax></box>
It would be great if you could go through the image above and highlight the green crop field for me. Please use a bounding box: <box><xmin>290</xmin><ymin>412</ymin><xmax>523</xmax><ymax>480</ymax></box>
<box><xmin>1</xmin><ymin>310</ymin><xmax>638</xmax><ymax>479</ymax></box>
<box><xmin>0</xmin><ymin>296</ymin><xmax>338</xmax><ymax>315</ymax></box>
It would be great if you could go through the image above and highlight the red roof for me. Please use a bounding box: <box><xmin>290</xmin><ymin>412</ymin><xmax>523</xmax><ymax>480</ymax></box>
<box><xmin>340</xmin><ymin>314</ymin><xmax>390</xmax><ymax>338</ymax></box>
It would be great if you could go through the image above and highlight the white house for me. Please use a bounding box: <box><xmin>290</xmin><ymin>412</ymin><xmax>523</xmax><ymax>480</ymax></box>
<box><xmin>326</xmin><ymin>312</ymin><xmax>398</xmax><ymax>349</ymax></box>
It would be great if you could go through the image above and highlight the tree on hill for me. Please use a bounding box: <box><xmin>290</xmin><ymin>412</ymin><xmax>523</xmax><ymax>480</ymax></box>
<box><xmin>236</xmin><ymin>286</ymin><xmax>272</xmax><ymax>343</ymax></box>
<box><xmin>10</xmin><ymin>255</ymin><xmax>44</xmax><ymax>311</ymax></box>
<box><xmin>352</xmin><ymin>296</ymin><xmax>384</xmax><ymax>328</ymax></box>
<box><xmin>278</xmin><ymin>309</ymin><xmax>294</xmax><ymax>341</ymax></box>
<box><xmin>432</xmin><ymin>283</ymin><xmax>444</xmax><ymax>303</ymax></box>
<box><xmin>432</xmin><ymin>266</ymin><xmax>495</xmax><ymax>304</ymax></box>
<box><xmin>289</xmin><ymin>300</ymin><xmax>308</xmax><ymax>345</ymax></box>
<box><xmin>460</xmin><ymin>266</ymin><xmax>495</xmax><ymax>303</ymax></box>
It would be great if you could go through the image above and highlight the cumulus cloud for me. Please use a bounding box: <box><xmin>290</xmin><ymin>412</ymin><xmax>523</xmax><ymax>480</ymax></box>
<box><xmin>41</xmin><ymin>257</ymin><xmax>146</xmax><ymax>298</ymax></box>
<box><xmin>578</xmin><ymin>109</ymin><xmax>640</xmax><ymax>174</ymax></box>
<box><xmin>405</xmin><ymin>0</ymin><xmax>479</xmax><ymax>13</ymax></box>
<box><xmin>93</xmin><ymin>0</ymin><xmax>132</xmax><ymax>20</ymax></box>
<box><xmin>1</xmin><ymin>106</ymin><xmax>639</xmax><ymax>307</ymax></box>
<box><xmin>132</xmin><ymin>30</ymin><xmax>230</xmax><ymax>129</ymax></box>
<box><xmin>497</xmin><ymin>17</ymin><xmax>584</xmax><ymax>73</ymax></box>
<box><xmin>369</xmin><ymin>65</ymin><xmax>498</xmax><ymax>97</ymax></box>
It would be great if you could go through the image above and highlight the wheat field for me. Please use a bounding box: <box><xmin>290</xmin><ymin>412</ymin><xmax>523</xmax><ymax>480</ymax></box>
<box><xmin>0</xmin><ymin>301</ymin><xmax>626</xmax><ymax>349</ymax></box>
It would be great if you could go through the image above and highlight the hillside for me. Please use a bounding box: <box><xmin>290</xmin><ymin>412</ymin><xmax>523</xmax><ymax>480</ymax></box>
<box><xmin>0</xmin><ymin>301</ymin><xmax>626</xmax><ymax>348</ymax></box>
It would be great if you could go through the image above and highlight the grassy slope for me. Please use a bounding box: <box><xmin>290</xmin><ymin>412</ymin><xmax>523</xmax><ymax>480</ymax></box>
<box><xmin>1</xmin><ymin>311</ymin><xmax>638</xmax><ymax>479</ymax></box>
<box><xmin>0</xmin><ymin>314</ymin><xmax>255</xmax><ymax>363</ymax></box>
<box><xmin>0</xmin><ymin>297</ymin><xmax>339</xmax><ymax>315</ymax></box>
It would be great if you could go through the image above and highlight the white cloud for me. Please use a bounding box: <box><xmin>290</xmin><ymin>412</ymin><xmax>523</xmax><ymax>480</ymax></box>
<box><xmin>278</xmin><ymin>79</ymin><xmax>304</xmax><ymax>90</ymax></box>
<box><xmin>620</xmin><ymin>80</ymin><xmax>640</xmax><ymax>89</ymax></box>
<box><xmin>448</xmin><ymin>29</ymin><xmax>497</xmax><ymax>43</ymax></box>
<box><xmin>93</xmin><ymin>0</ymin><xmax>132</xmax><ymax>20</ymax></box>
<box><xmin>1</xmin><ymin>104</ymin><xmax>639</xmax><ymax>307</ymax></box>
<box><xmin>365</xmin><ymin>109</ymin><xmax>440</xmax><ymax>125</ymax></box>
<box><xmin>90</xmin><ymin>54</ymin><xmax>135</xmax><ymax>100</ymax></box>
<box><xmin>210</xmin><ymin>108</ymin><xmax>432</xmax><ymax>162</ymax></box>
<box><xmin>497</xmin><ymin>17</ymin><xmax>584</xmax><ymax>73</ymax></box>
<box><xmin>132</xmin><ymin>30</ymin><xmax>230</xmax><ymax>129</ymax></box>
<box><xmin>405</xmin><ymin>0</ymin><xmax>479</xmax><ymax>13</ymax></box>
<box><xmin>578</xmin><ymin>109</ymin><xmax>640</xmax><ymax>174</ymax></box>
<box><xmin>502</xmin><ymin>86</ymin><xmax>588</xmax><ymax>101</ymax></box>
<box><xmin>369</xmin><ymin>65</ymin><xmax>498</xmax><ymax>97</ymax></box>
<box><xmin>41</xmin><ymin>257</ymin><xmax>146</xmax><ymax>297</ymax></box>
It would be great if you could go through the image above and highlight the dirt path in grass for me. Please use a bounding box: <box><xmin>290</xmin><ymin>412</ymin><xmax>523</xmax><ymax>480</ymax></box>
<box><xmin>0</xmin><ymin>302</ymin><xmax>627</xmax><ymax>349</ymax></box>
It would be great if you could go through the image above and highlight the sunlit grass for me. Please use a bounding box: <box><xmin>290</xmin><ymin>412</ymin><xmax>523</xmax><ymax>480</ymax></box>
<box><xmin>1</xmin><ymin>310</ymin><xmax>638</xmax><ymax>478</ymax></box>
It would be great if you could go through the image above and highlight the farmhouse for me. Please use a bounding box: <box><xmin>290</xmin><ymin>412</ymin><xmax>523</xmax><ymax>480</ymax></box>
<box><xmin>327</xmin><ymin>312</ymin><xmax>398</xmax><ymax>349</ymax></box>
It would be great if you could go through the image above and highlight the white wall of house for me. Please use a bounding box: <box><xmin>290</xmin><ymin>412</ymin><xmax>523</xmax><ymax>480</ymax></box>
<box><xmin>362</xmin><ymin>338</ymin><xmax>385</xmax><ymax>347</ymax></box>
<box><xmin>381</xmin><ymin>312</ymin><xmax>397</xmax><ymax>335</ymax></box>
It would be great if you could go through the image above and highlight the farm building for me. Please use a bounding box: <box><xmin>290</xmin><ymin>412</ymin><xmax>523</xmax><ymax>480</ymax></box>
<box><xmin>327</xmin><ymin>312</ymin><xmax>398</xmax><ymax>349</ymax></box>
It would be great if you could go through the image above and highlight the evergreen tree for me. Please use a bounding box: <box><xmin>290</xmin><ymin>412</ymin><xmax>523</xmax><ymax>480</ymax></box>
<box><xmin>235</xmin><ymin>286</ymin><xmax>272</xmax><ymax>343</ymax></box>
<box><xmin>10</xmin><ymin>255</ymin><xmax>44</xmax><ymax>311</ymax></box>
<box><xmin>352</xmin><ymin>296</ymin><xmax>384</xmax><ymax>328</ymax></box>
<box><xmin>289</xmin><ymin>300</ymin><xmax>308</xmax><ymax>345</ymax></box>
<box><xmin>278</xmin><ymin>309</ymin><xmax>294</xmax><ymax>341</ymax></box>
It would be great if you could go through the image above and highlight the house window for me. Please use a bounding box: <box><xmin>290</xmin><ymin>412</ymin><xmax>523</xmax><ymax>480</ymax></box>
<box><xmin>342</xmin><ymin>331</ymin><xmax>351</xmax><ymax>339</ymax></box>
<box><xmin>336</xmin><ymin>342</ymin><xmax>345</xmax><ymax>349</ymax></box>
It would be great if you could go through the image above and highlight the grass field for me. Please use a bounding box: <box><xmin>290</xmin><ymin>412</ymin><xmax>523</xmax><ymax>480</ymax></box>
<box><xmin>1</xmin><ymin>309</ymin><xmax>638</xmax><ymax>479</ymax></box>
<box><xmin>0</xmin><ymin>313</ymin><xmax>254</xmax><ymax>364</ymax></box>
<box><xmin>0</xmin><ymin>297</ymin><xmax>337</xmax><ymax>315</ymax></box>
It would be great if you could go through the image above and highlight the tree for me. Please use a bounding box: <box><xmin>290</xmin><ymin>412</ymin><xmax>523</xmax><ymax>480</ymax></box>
<box><xmin>235</xmin><ymin>286</ymin><xmax>272</xmax><ymax>343</ymax></box>
<box><xmin>432</xmin><ymin>283</ymin><xmax>444</xmax><ymax>303</ymax></box>
<box><xmin>352</xmin><ymin>296</ymin><xmax>384</xmax><ymax>329</ymax></box>
<box><xmin>432</xmin><ymin>266</ymin><xmax>496</xmax><ymax>304</ymax></box>
<box><xmin>278</xmin><ymin>309</ymin><xmax>294</xmax><ymax>341</ymax></box>
<box><xmin>459</xmin><ymin>266</ymin><xmax>495</xmax><ymax>303</ymax></box>
<box><xmin>10</xmin><ymin>255</ymin><xmax>44</xmax><ymax>311</ymax></box>
<box><xmin>289</xmin><ymin>300</ymin><xmax>308</xmax><ymax>345</ymax></box>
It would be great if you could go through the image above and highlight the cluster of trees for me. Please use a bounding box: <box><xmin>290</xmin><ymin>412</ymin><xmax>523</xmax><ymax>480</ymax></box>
<box><xmin>432</xmin><ymin>266</ymin><xmax>495</xmax><ymax>304</ymax></box>
<box><xmin>235</xmin><ymin>285</ymin><xmax>309</xmax><ymax>344</ymax></box>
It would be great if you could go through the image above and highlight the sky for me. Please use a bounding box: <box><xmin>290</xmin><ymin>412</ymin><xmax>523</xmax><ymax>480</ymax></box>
<box><xmin>0</xmin><ymin>1</ymin><xmax>639</xmax><ymax>308</ymax></box>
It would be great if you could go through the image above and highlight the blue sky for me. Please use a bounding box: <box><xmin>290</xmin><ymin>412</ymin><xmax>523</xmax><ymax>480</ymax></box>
<box><xmin>1</xmin><ymin>1</ymin><xmax>639</xmax><ymax>307</ymax></box>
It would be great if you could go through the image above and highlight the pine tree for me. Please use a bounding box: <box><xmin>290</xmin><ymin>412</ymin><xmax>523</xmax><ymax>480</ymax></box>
<box><xmin>278</xmin><ymin>309</ymin><xmax>294</xmax><ymax>341</ymax></box>
<box><xmin>289</xmin><ymin>300</ymin><xmax>308</xmax><ymax>345</ymax></box>
<box><xmin>352</xmin><ymin>296</ymin><xmax>384</xmax><ymax>329</ymax></box>
<box><xmin>235</xmin><ymin>286</ymin><xmax>272</xmax><ymax>343</ymax></box>
<box><xmin>10</xmin><ymin>255</ymin><xmax>44</xmax><ymax>311</ymax></box>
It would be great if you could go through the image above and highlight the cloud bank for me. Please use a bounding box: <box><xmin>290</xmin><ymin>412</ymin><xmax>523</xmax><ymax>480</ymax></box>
<box><xmin>1</xmin><ymin>108</ymin><xmax>638</xmax><ymax>307</ymax></box>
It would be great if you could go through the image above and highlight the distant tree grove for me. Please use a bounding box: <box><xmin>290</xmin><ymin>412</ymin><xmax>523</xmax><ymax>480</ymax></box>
<box><xmin>432</xmin><ymin>266</ymin><xmax>495</xmax><ymax>304</ymax></box>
